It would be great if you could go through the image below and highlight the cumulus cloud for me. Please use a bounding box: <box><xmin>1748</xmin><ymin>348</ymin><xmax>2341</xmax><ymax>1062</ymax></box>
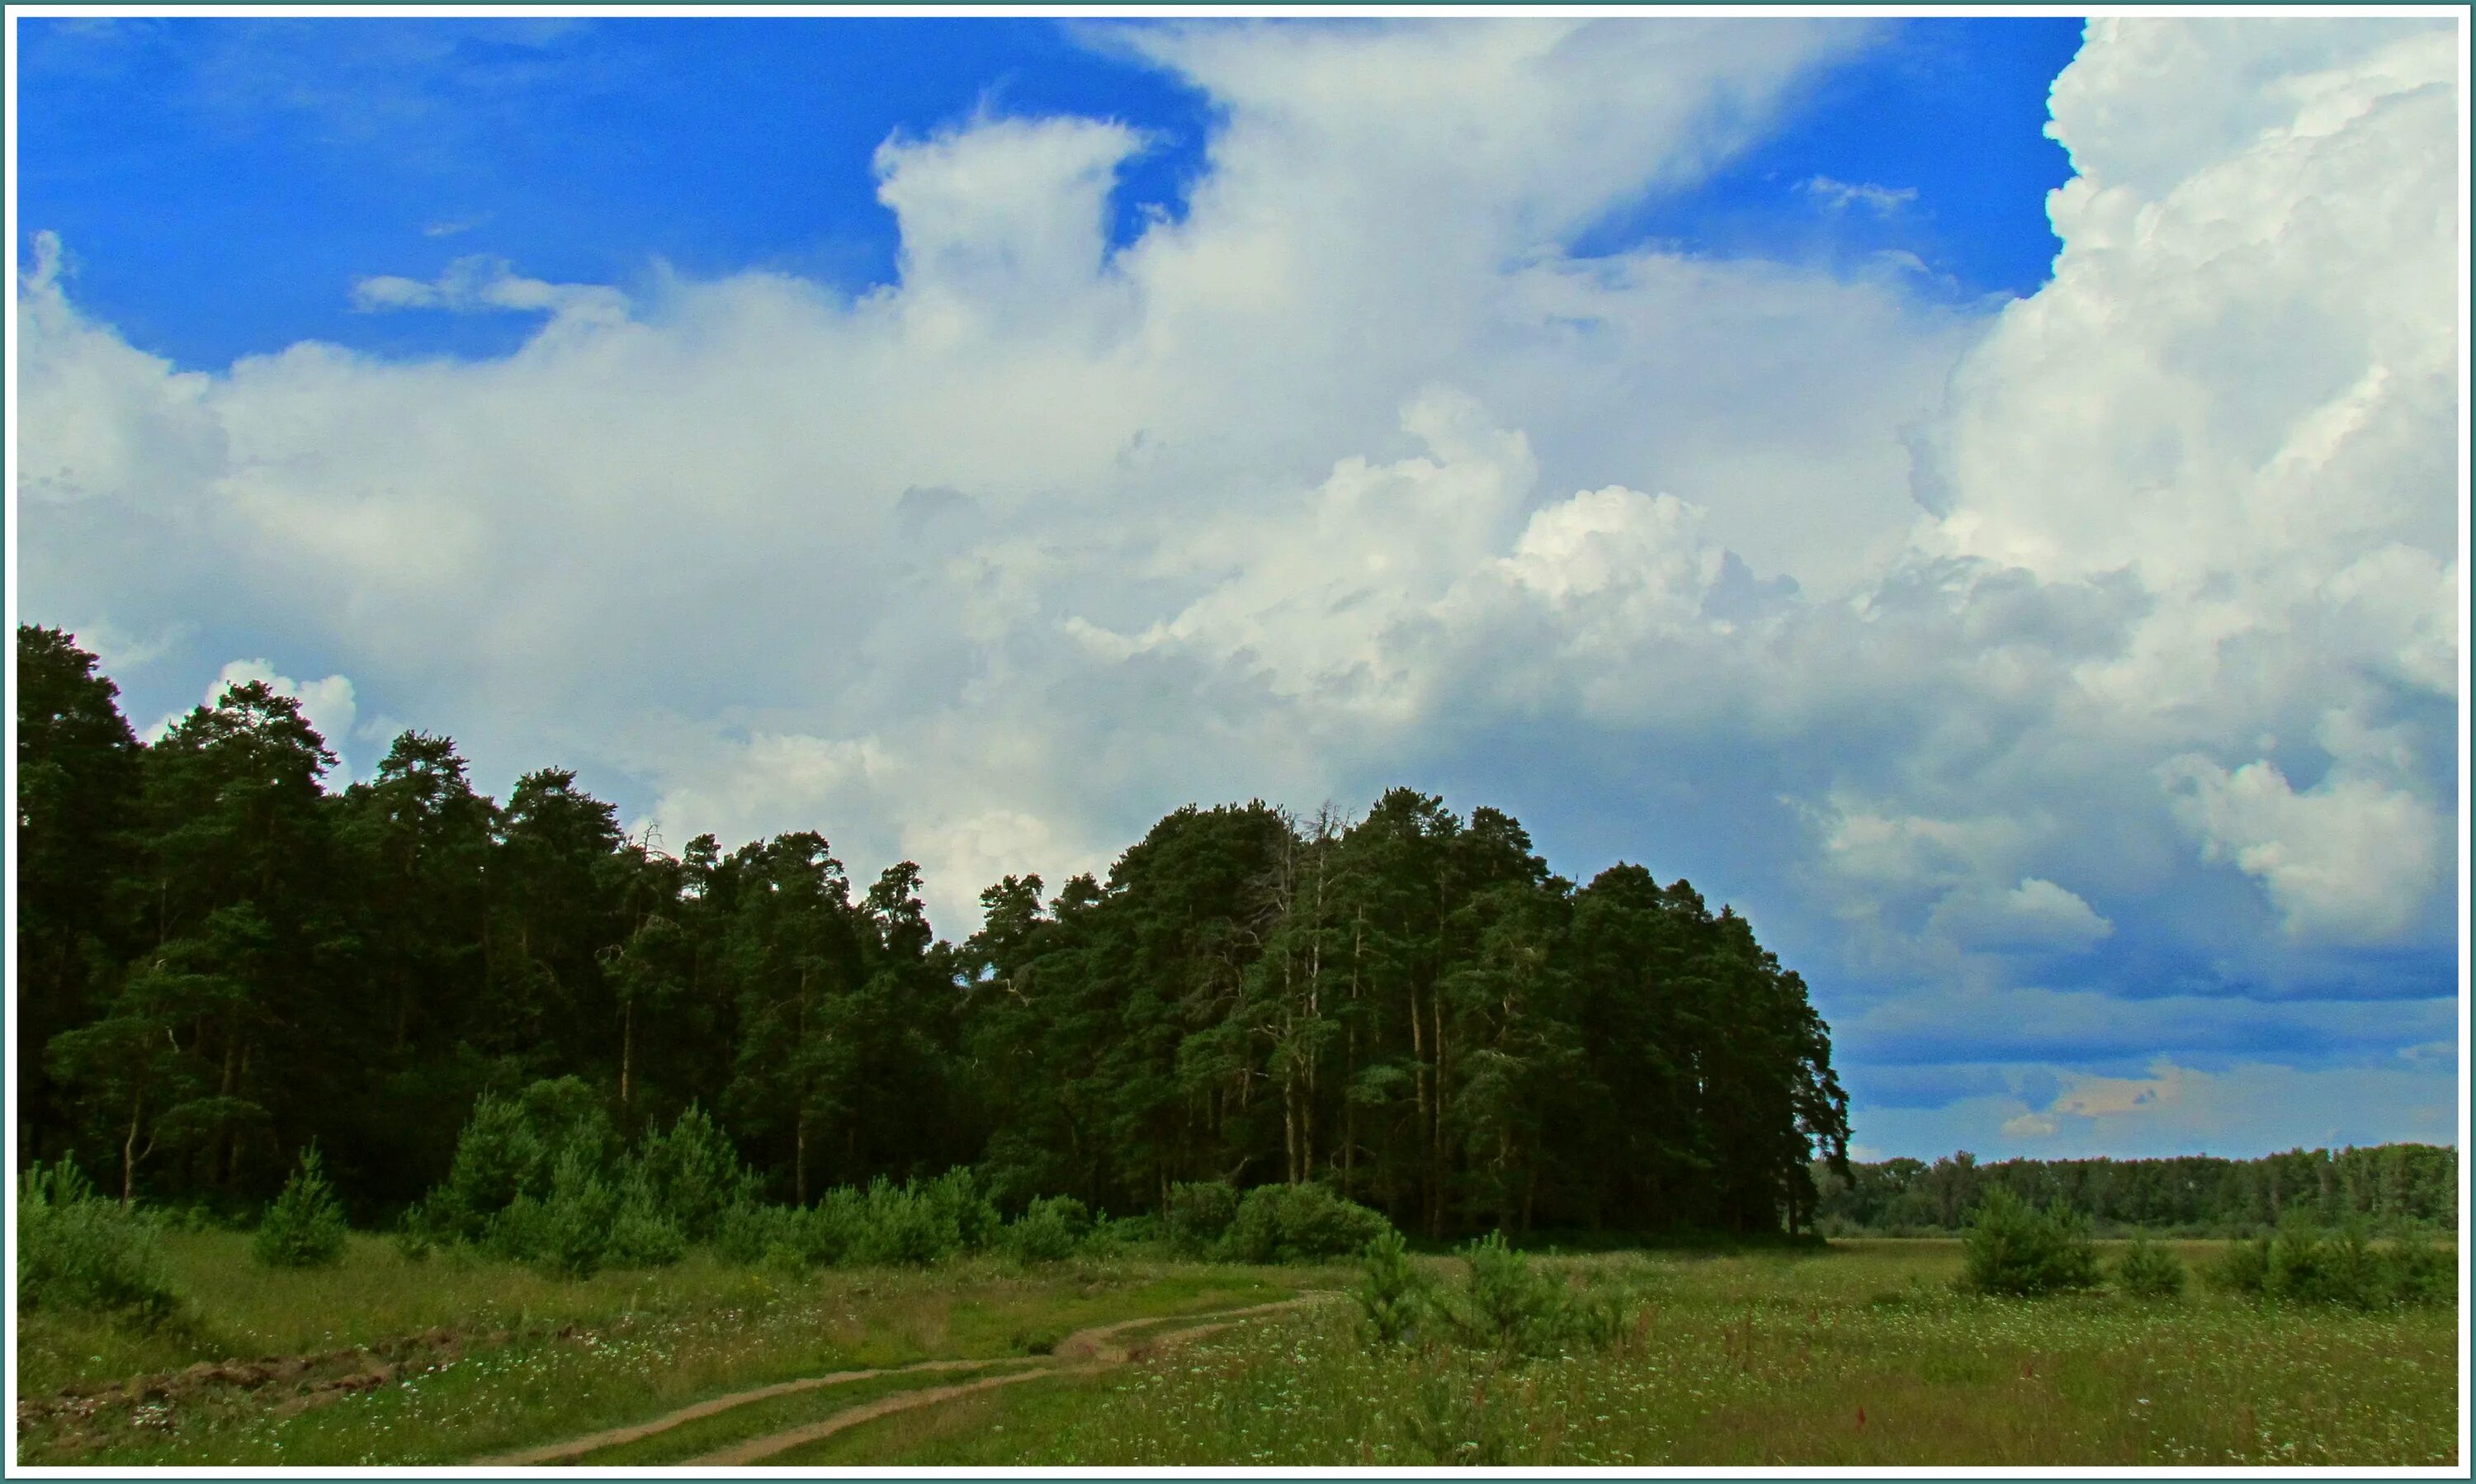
<box><xmin>15</xmin><ymin>18</ymin><xmax>2460</xmax><ymax>1154</ymax></box>
<box><xmin>2164</xmin><ymin>754</ymin><xmax>2442</xmax><ymax>944</ymax></box>
<box><xmin>1926</xmin><ymin>877</ymin><xmax>2114</xmax><ymax>954</ymax></box>
<box><xmin>148</xmin><ymin>659</ymin><xmax>360</xmax><ymax>782</ymax></box>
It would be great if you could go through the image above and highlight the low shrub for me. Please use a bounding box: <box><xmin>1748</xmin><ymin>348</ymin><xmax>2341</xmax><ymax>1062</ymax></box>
<box><xmin>2270</xmin><ymin>1219</ymin><xmax>2382</xmax><ymax>1307</ymax></box>
<box><xmin>2208</xmin><ymin>1232</ymin><xmax>2272</xmax><ymax>1296</ymax></box>
<box><xmin>604</xmin><ymin>1175</ymin><xmax>689</xmax><ymax>1269</ymax></box>
<box><xmin>1458</xmin><ymin>1231</ymin><xmax>1562</xmax><ymax>1352</ymax></box>
<box><xmin>715</xmin><ymin>1169</ymin><xmax>1001</xmax><ymax>1272</ymax></box>
<box><xmin>2381</xmin><ymin>1225</ymin><xmax>2455</xmax><ymax>1306</ymax></box>
<box><xmin>851</xmin><ymin>1176</ymin><xmax>957</xmax><ymax>1266</ymax></box>
<box><xmin>392</xmin><ymin>1202</ymin><xmax>437</xmax><ymax>1264</ymax></box>
<box><xmin>489</xmin><ymin>1146</ymin><xmax>619</xmax><ymax>1278</ymax></box>
<box><xmin>252</xmin><ymin>1146</ymin><xmax>348</xmax><ymax>1269</ymax></box>
<box><xmin>2212</xmin><ymin>1219</ymin><xmax>2454</xmax><ymax>1309</ymax></box>
<box><xmin>2112</xmin><ymin>1232</ymin><xmax>2186</xmax><ymax>1298</ymax></box>
<box><xmin>1006</xmin><ymin>1195</ymin><xmax>1091</xmax><ymax>1263</ymax></box>
<box><xmin>1958</xmin><ymin>1188</ymin><xmax>2100</xmax><ymax>1296</ymax></box>
<box><xmin>1419</xmin><ymin>1231</ymin><xmax>1628</xmax><ymax>1360</ymax></box>
<box><xmin>1163</xmin><ymin>1180</ymin><xmax>1239</xmax><ymax>1257</ymax></box>
<box><xmin>1354</xmin><ymin>1228</ymin><xmax>1439</xmax><ymax>1346</ymax></box>
<box><xmin>423</xmin><ymin>1078</ymin><xmax>617</xmax><ymax>1245</ymax></box>
<box><xmin>1221</xmin><ymin>1183</ymin><xmax>1392</xmax><ymax>1264</ymax></box>
<box><xmin>16</xmin><ymin>1160</ymin><xmax>181</xmax><ymax>1326</ymax></box>
<box><xmin>628</xmin><ymin>1104</ymin><xmax>760</xmax><ymax>1243</ymax></box>
<box><xmin>713</xmin><ymin>1199</ymin><xmax>795</xmax><ymax>1266</ymax></box>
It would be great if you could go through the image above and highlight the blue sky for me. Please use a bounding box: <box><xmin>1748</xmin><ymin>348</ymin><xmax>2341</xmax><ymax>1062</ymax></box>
<box><xmin>15</xmin><ymin>15</ymin><xmax>2463</xmax><ymax>1162</ymax></box>
<box><xmin>20</xmin><ymin>17</ymin><xmax>2080</xmax><ymax>366</ymax></box>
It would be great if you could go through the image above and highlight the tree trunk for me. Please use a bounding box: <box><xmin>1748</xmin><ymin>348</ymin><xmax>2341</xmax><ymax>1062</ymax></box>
<box><xmin>620</xmin><ymin>999</ymin><xmax>635</xmax><ymax>1112</ymax></box>
<box><xmin>1429</xmin><ymin>994</ymin><xmax>1448</xmax><ymax>1237</ymax></box>
<box><xmin>225</xmin><ymin>1041</ymin><xmax>252</xmax><ymax>1187</ymax></box>
<box><xmin>795</xmin><ymin>1109</ymin><xmax>809</xmax><ymax>1207</ymax></box>
<box><xmin>121</xmin><ymin>1097</ymin><xmax>144</xmax><ymax>1206</ymax></box>
<box><xmin>1409</xmin><ymin>984</ymin><xmax>1428</xmax><ymax>1226</ymax></box>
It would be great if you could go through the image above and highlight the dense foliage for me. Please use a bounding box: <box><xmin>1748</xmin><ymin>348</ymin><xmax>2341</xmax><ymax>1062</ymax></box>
<box><xmin>249</xmin><ymin>1146</ymin><xmax>347</xmax><ymax>1269</ymax></box>
<box><xmin>2207</xmin><ymin>1220</ymin><xmax>2454</xmax><ymax>1309</ymax></box>
<box><xmin>2110</xmin><ymin>1232</ymin><xmax>2187</xmax><ymax>1299</ymax></box>
<box><xmin>17</xmin><ymin>625</ymin><xmax>1846</xmax><ymax>1238</ymax></box>
<box><xmin>1956</xmin><ymin>1188</ymin><xmax>2100</xmax><ymax>1296</ymax></box>
<box><xmin>15</xmin><ymin>1160</ymin><xmax>180</xmax><ymax>1325</ymax></box>
<box><xmin>1817</xmin><ymin>1144</ymin><xmax>2457</xmax><ymax>1235</ymax></box>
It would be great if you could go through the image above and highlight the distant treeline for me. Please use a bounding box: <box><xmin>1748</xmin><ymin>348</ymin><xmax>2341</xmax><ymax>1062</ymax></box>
<box><xmin>1815</xmin><ymin>1145</ymin><xmax>2459</xmax><ymax>1235</ymax></box>
<box><xmin>18</xmin><ymin>625</ymin><xmax>1850</xmax><ymax>1242</ymax></box>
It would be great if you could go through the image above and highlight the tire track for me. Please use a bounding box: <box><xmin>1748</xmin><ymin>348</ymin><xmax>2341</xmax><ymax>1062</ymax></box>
<box><xmin>472</xmin><ymin>1358</ymin><xmax>1028</xmax><ymax>1467</ymax></box>
<box><xmin>693</xmin><ymin>1296</ymin><xmax>1330</xmax><ymax>1466</ymax></box>
<box><xmin>476</xmin><ymin>1293</ymin><xmax>1334</xmax><ymax>1468</ymax></box>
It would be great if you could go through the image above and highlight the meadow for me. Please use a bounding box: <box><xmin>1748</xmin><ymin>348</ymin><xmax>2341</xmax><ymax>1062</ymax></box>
<box><xmin>14</xmin><ymin>1235</ymin><xmax>2459</xmax><ymax>1467</ymax></box>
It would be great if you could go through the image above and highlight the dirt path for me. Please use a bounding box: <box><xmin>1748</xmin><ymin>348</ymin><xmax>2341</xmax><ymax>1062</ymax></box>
<box><xmin>471</xmin><ymin>1358</ymin><xmax>1033</xmax><ymax>1467</ymax></box>
<box><xmin>682</xmin><ymin>1363</ymin><xmax>1110</xmax><ymax>1465</ymax></box>
<box><xmin>483</xmin><ymin>1294</ymin><xmax>1334</xmax><ymax>1468</ymax></box>
<box><xmin>687</xmin><ymin>1296</ymin><xmax>1329</xmax><ymax>1466</ymax></box>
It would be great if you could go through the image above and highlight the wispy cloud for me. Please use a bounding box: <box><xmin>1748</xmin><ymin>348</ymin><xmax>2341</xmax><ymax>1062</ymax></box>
<box><xmin>349</xmin><ymin>254</ymin><xmax>626</xmax><ymax>320</ymax></box>
<box><xmin>1801</xmin><ymin>173</ymin><xmax>1919</xmax><ymax>214</ymax></box>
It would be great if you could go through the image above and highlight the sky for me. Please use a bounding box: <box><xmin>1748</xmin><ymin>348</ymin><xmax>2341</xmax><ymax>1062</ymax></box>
<box><xmin>12</xmin><ymin>12</ymin><xmax>2466</xmax><ymax>1163</ymax></box>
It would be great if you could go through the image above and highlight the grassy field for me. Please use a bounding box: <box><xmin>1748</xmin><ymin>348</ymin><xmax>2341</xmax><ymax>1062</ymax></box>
<box><xmin>15</xmin><ymin>1235</ymin><xmax>2459</xmax><ymax>1467</ymax></box>
<box><xmin>14</xmin><ymin>1235</ymin><xmax>1314</xmax><ymax>1466</ymax></box>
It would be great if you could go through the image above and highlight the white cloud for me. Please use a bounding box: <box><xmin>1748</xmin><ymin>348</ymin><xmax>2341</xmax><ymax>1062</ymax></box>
<box><xmin>1800</xmin><ymin>175</ymin><xmax>1916</xmax><ymax>215</ymax></box>
<box><xmin>2163</xmin><ymin>753</ymin><xmax>2442</xmax><ymax>944</ymax></box>
<box><xmin>1926</xmin><ymin>877</ymin><xmax>2114</xmax><ymax>954</ymax></box>
<box><xmin>351</xmin><ymin>254</ymin><xmax>628</xmax><ymax>322</ymax></box>
<box><xmin>17</xmin><ymin>11</ymin><xmax>2459</xmax><ymax>1005</ymax></box>
<box><xmin>148</xmin><ymin>659</ymin><xmax>359</xmax><ymax>782</ymax></box>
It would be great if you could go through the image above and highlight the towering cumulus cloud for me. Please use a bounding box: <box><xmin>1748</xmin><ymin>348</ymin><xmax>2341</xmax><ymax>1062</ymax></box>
<box><xmin>15</xmin><ymin>18</ymin><xmax>2460</xmax><ymax>1155</ymax></box>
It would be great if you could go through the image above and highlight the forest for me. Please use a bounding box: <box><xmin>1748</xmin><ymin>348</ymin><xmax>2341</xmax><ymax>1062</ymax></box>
<box><xmin>17</xmin><ymin>625</ymin><xmax>1850</xmax><ymax>1241</ymax></box>
<box><xmin>1815</xmin><ymin>1143</ymin><xmax>2458</xmax><ymax>1235</ymax></box>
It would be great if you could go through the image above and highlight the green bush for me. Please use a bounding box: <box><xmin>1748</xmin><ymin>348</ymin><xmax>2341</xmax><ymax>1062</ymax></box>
<box><xmin>2208</xmin><ymin>1232</ymin><xmax>2272</xmax><ymax>1296</ymax></box>
<box><xmin>1430</xmin><ymin>1231</ymin><xmax>1626</xmax><ymax>1359</ymax></box>
<box><xmin>1221</xmin><ymin>1182</ymin><xmax>1392</xmax><ymax>1263</ymax></box>
<box><xmin>2112</xmin><ymin>1232</ymin><xmax>2185</xmax><ymax>1298</ymax></box>
<box><xmin>1958</xmin><ymin>1188</ymin><xmax>2100</xmax><ymax>1296</ymax></box>
<box><xmin>852</xmin><ymin>1176</ymin><xmax>955</xmax><ymax>1265</ymax></box>
<box><xmin>713</xmin><ymin>1170</ymin><xmax>1001</xmax><ymax>1272</ymax></box>
<box><xmin>2210</xmin><ymin>1219</ymin><xmax>2454</xmax><ymax>1309</ymax></box>
<box><xmin>424</xmin><ymin>1078</ymin><xmax>617</xmax><ymax>1245</ymax></box>
<box><xmin>605</xmin><ymin>1174</ymin><xmax>688</xmax><ymax>1269</ymax></box>
<box><xmin>17</xmin><ymin>1160</ymin><xmax>181</xmax><ymax>1326</ymax></box>
<box><xmin>1163</xmin><ymin>1179</ymin><xmax>1240</xmax><ymax>1256</ymax></box>
<box><xmin>2380</xmin><ymin>1225</ymin><xmax>2455</xmax><ymax>1306</ymax></box>
<box><xmin>1456</xmin><ymin>1231</ymin><xmax>1568</xmax><ymax>1355</ymax></box>
<box><xmin>489</xmin><ymin>1146</ymin><xmax>618</xmax><ymax>1278</ymax></box>
<box><xmin>714</xmin><ymin>1198</ymin><xmax>796</xmax><ymax>1266</ymax></box>
<box><xmin>252</xmin><ymin>1146</ymin><xmax>349</xmax><ymax>1269</ymax></box>
<box><xmin>1353</xmin><ymin>1228</ymin><xmax>1438</xmax><ymax>1345</ymax></box>
<box><xmin>392</xmin><ymin>1202</ymin><xmax>437</xmax><ymax>1264</ymax></box>
<box><xmin>630</xmin><ymin>1104</ymin><xmax>759</xmax><ymax>1243</ymax></box>
<box><xmin>1006</xmin><ymin>1195</ymin><xmax>1091</xmax><ymax>1263</ymax></box>
<box><xmin>2270</xmin><ymin>1219</ymin><xmax>2382</xmax><ymax>1307</ymax></box>
<box><xmin>921</xmin><ymin>1167</ymin><xmax>1002</xmax><ymax>1253</ymax></box>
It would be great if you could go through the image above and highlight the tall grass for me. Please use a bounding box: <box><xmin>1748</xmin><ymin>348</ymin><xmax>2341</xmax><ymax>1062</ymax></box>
<box><xmin>801</xmin><ymin>1241</ymin><xmax>2457</xmax><ymax>1467</ymax></box>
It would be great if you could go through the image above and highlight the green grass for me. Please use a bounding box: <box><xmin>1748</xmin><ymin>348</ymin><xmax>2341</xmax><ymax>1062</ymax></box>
<box><xmin>777</xmin><ymin>1240</ymin><xmax>2460</xmax><ymax>1468</ymax></box>
<box><xmin>19</xmin><ymin>1235</ymin><xmax>2456</xmax><ymax>1467</ymax></box>
<box><xmin>15</xmin><ymin>1234</ymin><xmax>1306</xmax><ymax>1467</ymax></box>
<box><xmin>576</xmin><ymin>1359</ymin><xmax>1042</xmax><ymax>1465</ymax></box>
